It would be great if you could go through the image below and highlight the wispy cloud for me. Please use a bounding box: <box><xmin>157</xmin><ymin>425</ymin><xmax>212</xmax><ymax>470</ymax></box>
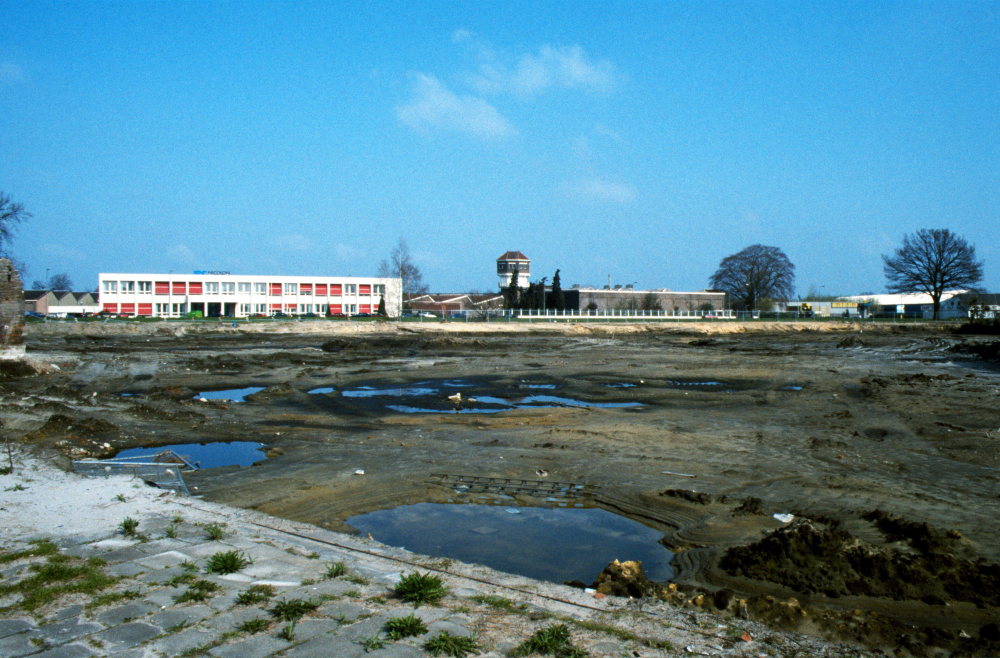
<box><xmin>39</xmin><ymin>243</ymin><xmax>86</xmax><ymax>261</ymax></box>
<box><xmin>398</xmin><ymin>73</ymin><xmax>517</xmax><ymax>139</ymax></box>
<box><xmin>274</xmin><ymin>234</ymin><xmax>311</xmax><ymax>252</ymax></box>
<box><xmin>469</xmin><ymin>43</ymin><xmax>617</xmax><ymax>96</ymax></box>
<box><xmin>562</xmin><ymin>178</ymin><xmax>637</xmax><ymax>204</ymax></box>
<box><xmin>335</xmin><ymin>243</ymin><xmax>365</xmax><ymax>262</ymax></box>
<box><xmin>168</xmin><ymin>244</ymin><xmax>195</xmax><ymax>263</ymax></box>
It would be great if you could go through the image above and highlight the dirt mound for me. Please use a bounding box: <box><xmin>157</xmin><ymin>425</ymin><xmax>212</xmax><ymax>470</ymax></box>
<box><xmin>659</xmin><ymin>488</ymin><xmax>713</xmax><ymax>505</ymax></box>
<box><xmin>146</xmin><ymin>386</ymin><xmax>197</xmax><ymax>401</ymax></box>
<box><xmin>948</xmin><ymin>341</ymin><xmax>1000</xmax><ymax>361</ymax></box>
<box><xmin>731</xmin><ymin>496</ymin><xmax>766</xmax><ymax>516</ymax></box>
<box><xmin>0</xmin><ymin>360</ymin><xmax>39</xmax><ymax>378</ymax></box>
<box><xmin>22</xmin><ymin>414</ymin><xmax>118</xmax><ymax>442</ymax></box>
<box><xmin>590</xmin><ymin>559</ymin><xmax>658</xmax><ymax>598</ymax></box>
<box><xmin>719</xmin><ymin>518</ymin><xmax>1000</xmax><ymax>607</ymax></box>
<box><xmin>244</xmin><ymin>383</ymin><xmax>295</xmax><ymax>401</ymax></box>
<box><xmin>836</xmin><ymin>335</ymin><xmax>866</xmax><ymax>348</ymax></box>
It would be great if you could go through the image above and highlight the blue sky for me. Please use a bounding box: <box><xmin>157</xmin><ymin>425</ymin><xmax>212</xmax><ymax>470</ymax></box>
<box><xmin>2</xmin><ymin>1</ymin><xmax>997</xmax><ymax>294</ymax></box>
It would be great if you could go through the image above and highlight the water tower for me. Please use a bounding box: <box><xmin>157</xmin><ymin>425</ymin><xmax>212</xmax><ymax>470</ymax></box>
<box><xmin>496</xmin><ymin>251</ymin><xmax>529</xmax><ymax>289</ymax></box>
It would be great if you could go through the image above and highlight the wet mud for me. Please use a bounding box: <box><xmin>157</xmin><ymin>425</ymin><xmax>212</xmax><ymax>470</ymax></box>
<box><xmin>6</xmin><ymin>321</ymin><xmax>1000</xmax><ymax>655</ymax></box>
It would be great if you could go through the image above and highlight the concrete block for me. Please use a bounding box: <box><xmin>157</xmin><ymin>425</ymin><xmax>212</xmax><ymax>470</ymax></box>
<box><xmin>0</xmin><ymin>619</ymin><xmax>35</xmax><ymax>639</ymax></box>
<box><xmin>146</xmin><ymin>625</ymin><xmax>221</xmax><ymax>656</ymax></box>
<box><xmin>91</xmin><ymin>622</ymin><xmax>161</xmax><ymax>650</ymax></box>
<box><xmin>106</xmin><ymin>561</ymin><xmax>146</xmax><ymax>578</ymax></box>
<box><xmin>135</xmin><ymin>549</ymin><xmax>192</xmax><ymax>569</ymax></box>
<box><xmin>0</xmin><ymin>630</ymin><xmax>43</xmax><ymax>658</ymax></box>
<box><xmin>280</xmin><ymin>634</ymin><xmax>364</xmax><ymax>658</ymax></box>
<box><xmin>207</xmin><ymin>633</ymin><xmax>290</xmax><ymax>658</ymax></box>
<box><xmin>94</xmin><ymin>601</ymin><xmax>159</xmax><ymax>626</ymax></box>
<box><xmin>35</xmin><ymin>618</ymin><xmax>103</xmax><ymax>644</ymax></box>
<box><xmin>28</xmin><ymin>643</ymin><xmax>95</xmax><ymax>658</ymax></box>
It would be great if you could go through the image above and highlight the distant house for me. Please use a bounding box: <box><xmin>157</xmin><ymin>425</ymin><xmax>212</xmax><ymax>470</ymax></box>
<box><xmin>24</xmin><ymin>290</ymin><xmax>101</xmax><ymax>317</ymax></box>
<box><xmin>408</xmin><ymin>293</ymin><xmax>503</xmax><ymax>315</ymax></box>
<box><xmin>942</xmin><ymin>292</ymin><xmax>1000</xmax><ymax>319</ymax></box>
<box><xmin>561</xmin><ymin>286</ymin><xmax>725</xmax><ymax>312</ymax></box>
<box><xmin>496</xmin><ymin>251</ymin><xmax>530</xmax><ymax>289</ymax></box>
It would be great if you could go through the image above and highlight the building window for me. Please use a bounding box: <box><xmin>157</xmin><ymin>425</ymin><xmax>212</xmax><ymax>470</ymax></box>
<box><xmin>255</xmin><ymin>303</ymin><xmax>267</xmax><ymax>313</ymax></box>
<box><xmin>138</xmin><ymin>281</ymin><xmax>152</xmax><ymax>293</ymax></box>
<box><xmin>204</xmin><ymin>282</ymin><xmax>219</xmax><ymax>294</ymax></box>
<box><xmin>155</xmin><ymin>281</ymin><xmax>169</xmax><ymax>294</ymax></box>
<box><xmin>318</xmin><ymin>304</ymin><xmax>327</xmax><ymax>314</ymax></box>
<box><xmin>344</xmin><ymin>284</ymin><xmax>356</xmax><ymax>294</ymax></box>
<box><xmin>285</xmin><ymin>283</ymin><xmax>297</xmax><ymax>294</ymax></box>
<box><xmin>373</xmin><ymin>284</ymin><xmax>385</xmax><ymax>295</ymax></box>
<box><xmin>103</xmin><ymin>281</ymin><xmax>117</xmax><ymax>294</ymax></box>
<box><xmin>221</xmin><ymin>282</ymin><xmax>235</xmax><ymax>295</ymax></box>
<box><xmin>269</xmin><ymin>283</ymin><xmax>281</xmax><ymax>296</ymax></box>
<box><xmin>347</xmin><ymin>304</ymin><xmax>357</xmax><ymax>314</ymax></box>
<box><xmin>240</xmin><ymin>304</ymin><xmax>250</xmax><ymax>315</ymax></box>
<box><xmin>238</xmin><ymin>282</ymin><xmax>251</xmax><ymax>293</ymax></box>
<box><xmin>255</xmin><ymin>283</ymin><xmax>267</xmax><ymax>294</ymax></box>
<box><xmin>120</xmin><ymin>281</ymin><xmax>134</xmax><ymax>293</ymax></box>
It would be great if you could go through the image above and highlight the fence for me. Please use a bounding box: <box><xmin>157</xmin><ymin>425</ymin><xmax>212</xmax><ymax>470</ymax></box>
<box><xmin>403</xmin><ymin>308</ymin><xmax>737</xmax><ymax>322</ymax></box>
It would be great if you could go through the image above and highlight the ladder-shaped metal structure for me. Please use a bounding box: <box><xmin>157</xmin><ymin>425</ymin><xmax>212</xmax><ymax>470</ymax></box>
<box><xmin>73</xmin><ymin>450</ymin><xmax>195</xmax><ymax>495</ymax></box>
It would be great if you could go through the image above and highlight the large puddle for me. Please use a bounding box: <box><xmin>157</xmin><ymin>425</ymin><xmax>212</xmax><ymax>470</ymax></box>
<box><xmin>309</xmin><ymin>379</ymin><xmax>644</xmax><ymax>414</ymax></box>
<box><xmin>346</xmin><ymin>503</ymin><xmax>673</xmax><ymax>585</ymax></box>
<box><xmin>113</xmin><ymin>441</ymin><xmax>266</xmax><ymax>468</ymax></box>
<box><xmin>195</xmin><ymin>387</ymin><xmax>265</xmax><ymax>402</ymax></box>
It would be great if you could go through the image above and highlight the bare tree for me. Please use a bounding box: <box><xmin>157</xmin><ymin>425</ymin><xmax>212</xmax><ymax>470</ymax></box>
<box><xmin>0</xmin><ymin>191</ymin><xmax>31</xmax><ymax>272</ymax></box>
<box><xmin>883</xmin><ymin>229</ymin><xmax>983</xmax><ymax>320</ymax></box>
<box><xmin>49</xmin><ymin>273</ymin><xmax>73</xmax><ymax>290</ymax></box>
<box><xmin>709</xmin><ymin>245</ymin><xmax>795</xmax><ymax>311</ymax></box>
<box><xmin>378</xmin><ymin>238</ymin><xmax>428</xmax><ymax>303</ymax></box>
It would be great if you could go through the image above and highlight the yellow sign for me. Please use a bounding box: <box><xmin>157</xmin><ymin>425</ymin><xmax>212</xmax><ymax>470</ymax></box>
<box><xmin>831</xmin><ymin>302</ymin><xmax>857</xmax><ymax>308</ymax></box>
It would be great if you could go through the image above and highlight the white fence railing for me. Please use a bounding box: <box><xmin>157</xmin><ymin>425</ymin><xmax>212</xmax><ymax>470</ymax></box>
<box><xmin>405</xmin><ymin>309</ymin><xmax>737</xmax><ymax>322</ymax></box>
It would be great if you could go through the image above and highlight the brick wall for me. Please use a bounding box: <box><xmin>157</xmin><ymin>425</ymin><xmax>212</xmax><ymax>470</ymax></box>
<box><xmin>0</xmin><ymin>259</ymin><xmax>25</xmax><ymax>347</ymax></box>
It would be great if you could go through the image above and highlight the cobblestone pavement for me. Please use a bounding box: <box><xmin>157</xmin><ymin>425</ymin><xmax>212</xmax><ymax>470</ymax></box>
<box><xmin>1</xmin><ymin>472</ymin><xmax>875</xmax><ymax>658</ymax></box>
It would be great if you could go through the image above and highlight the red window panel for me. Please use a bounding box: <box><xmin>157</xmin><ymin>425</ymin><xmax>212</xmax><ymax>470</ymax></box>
<box><xmin>330</xmin><ymin>284</ymin><xmax>342</xmax><ymax>295</ymax></box>
<box><xmin>285</xmin><ymin>303</ymin><xmax>297</xmax><ymax>310</ymax></box>
<box><xmin>103</xmin><ymin>303</ymin><xmax>118</xmax><ymax>313</ymax></box>
<box><xmin>270</xmin><ymin>303</ymin><xmax>282</xmax><ymax>310</ymax></box>
<box><xmin>137</xmin><ymin>303</ymin><xmax>153</xmax><ymax>316</ymax></box>
<box><xmin>300</xmin><ymin>283</ymin><xmax>313</xmax><ymax>294</ymax></box>
<box><xmin>155</xmin><ymin>282</ymin><xmax>169</xmax><ymax>294</ymax></box>
<box><xmin>120</xmin><ymin>303</ymin><xmax>136</xmax><ymax>315</ymax></box>
<box><xmin>359</xmin><ymin>284</ymin><xmax>371</xmax><ymax>295</ymax></box>
<box><xmin>189</xmin><ymin>282</ymin><xmax>203</xmax><ymax>295</ymax></box>
<box><xmin>315</xmin><ymin>283</ymin><xmax>328</xmax><ymax>295</ymax></box>
<box><xmin>269</xmin><ymin>283</ymin><xmax>282</xmax><ymax>296</ymax></box>
<box><xmin>172</xmin><ymin>282</ymin><xmax>186</xmax><ymax>295</ymax></box>
<box><xmin>329</xmin><ymin>304</ymin><xmax>342</xmax><ymax>315</ymax></box>
<box><xmin>360</xmin><ymin>304</ymin><xmax>371</xmax><ymax>314</ymax></box>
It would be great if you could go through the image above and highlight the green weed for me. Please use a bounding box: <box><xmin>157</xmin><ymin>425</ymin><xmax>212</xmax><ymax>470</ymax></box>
<box><xmin>362</xmin><ymin>634</ymin><xmax>385</xmax><ymax>652</ymax></box>
<box><xmin>119</xmin><ymin>517</ymin><xmax>139</xmax><ymax>536</ymax></box>
<box><xmin>173</xmin><ymin>579</ymin><xmax>220</xmax><ymax>604</ymax></box>
<box><xmin>86</xmin><ymin>589</ymin><xmax>141</xmax><ymax>609</ymax></box>
<box><xmin>395</xmin><ymin>572</ymin><xmax>448</xmax><ymax>607</ymax></box>
<box><xmin>270</xmin><ymin>598</ymin><xmax>319</xmax><ymax>622</ymax></box>
<box><xmin>205</xmin><ymin>550</ymin><xmax>252</xmax><ymax>575</ymax></box>
<box><xmin>180</xmin><ymin>560</ymin><xmax>198</xmax><ymax>572</ymax></box>
<box><xmin>277</xmin><ymin>620</ymin><xmax>297</xmax><ymax>641</ymax></box>
<box><xmin>345</xmin><ymin>574</ymin><xmax>369</xmax><ymax>585</ymax></box>
<box><xmin>5</xmin><ymin>484</ymin><xmax>26</xmax><ymax>492</ymax></box>
<box><xmin>114</xmin><ymin>493</ymin><xmax>127</xmax><ymax>502</ymax></box>
<box><xmin>324</xmin><ymin>561</ymin><xmax>347</xmax><ymax>579</ymax></box>
<box><xmin>422</xmin><ymin>631</ymin><xmax>480</xmax><ymax>657</ymax></box>
<box><xmin>472</xmin><ymin>594</ymin><xmax>527</xmax><ymax>614</ymax></box>
<box><xmin>204</xmin><ymin>523</ymin><xmax>225</xmax><ymax>540</ymax></box>
<box><xmin>165</xmin><ymin>572</ymin><xmax>197</xmax><ymax>587</ymax></box>
<box><xmin>0</xmin><ymin>539</ymin><xmax>58</xmax><ymax>564</ymax></box>
<box><xmin>238</xmin><ymin>618</ymin><xmax>270</xmax><ymax>634</ymax></box>
<box><xmin>511</xmin><ymin>624</ymin><xmax>587</xmax><ymax>657</ymax></box>
<box><xmin>0</xmin><ymin>553</ymin><xmax>117</xmax><ymax>612</ymax></box>
<box><xmin>384</xmin><ymin>613</ymin><xmax>428</xmax><ymax>640</ymax></box>
<box><xmin>306</xmin><ymin>551</ymin><xmax>320</xmax><ymax>559</ymax></box>
<box><xmin>163</xmin><ymin>525</ymin><xmax>178</xmax><ymax>539</ymax></box>
<box><xmin>236</xmin><ymin>584</ymin><xmax>276</xmax><ymax>606</ymax></box>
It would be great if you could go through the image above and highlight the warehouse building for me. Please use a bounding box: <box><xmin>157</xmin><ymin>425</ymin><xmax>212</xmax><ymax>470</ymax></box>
<box><xmin>561</xmin><ymin>285</ymin><xmax>725</xmax><ymax>313</ymax></box>
<box><xmin>98</xmin><ymin>273</ymin><xmax>402</xmax><ymax>318</ymax></box>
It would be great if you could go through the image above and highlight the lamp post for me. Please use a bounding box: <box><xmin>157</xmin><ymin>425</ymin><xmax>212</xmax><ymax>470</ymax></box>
<box><xmin>45</xmin><ymin>269</ymin><xmax>49</xmax><ymax>289</ymax></box>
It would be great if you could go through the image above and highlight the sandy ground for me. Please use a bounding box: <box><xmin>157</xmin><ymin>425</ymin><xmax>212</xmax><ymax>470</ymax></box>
<box><xmin>5</xmin><ymin>319</ymin><xmax>1000</xmax><ymax>655</ymax></box>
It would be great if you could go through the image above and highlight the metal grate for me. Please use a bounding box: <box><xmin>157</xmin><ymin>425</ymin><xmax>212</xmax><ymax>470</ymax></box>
<box><xmin>73</xmin><ymin>450</ymin><xmax>194</xmax><ymax>495</ymax></box>
<box><xmin>428</xmin><ymin>473</ymin><xmax>597</xmax><ymax>499</ymax></box>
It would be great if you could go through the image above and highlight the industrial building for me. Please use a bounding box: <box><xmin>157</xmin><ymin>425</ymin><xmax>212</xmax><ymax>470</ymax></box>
<box><xmin>97</xmin><ymin>273</ymin><xmax>402</xmax><ymax>318</ymax></box>
<box><xmin>561</xmin><ymin>285</ymin><xmax>725</xmax><ymax>313</ymax></box>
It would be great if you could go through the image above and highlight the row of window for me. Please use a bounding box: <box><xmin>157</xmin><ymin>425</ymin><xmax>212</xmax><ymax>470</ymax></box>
<box><xmin>103</xmin><ymin>302</ymin><xmax>368</xmax><ymax>317</ymax></box>
<box><xmin>103</xmin><ymin>281</ymin><xmax>386</xmax><ymax>296</ymax></box>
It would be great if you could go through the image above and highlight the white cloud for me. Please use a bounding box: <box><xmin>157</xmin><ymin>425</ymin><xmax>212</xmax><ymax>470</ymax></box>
<box><xmin>168</xmin><ymin>244</ymin><xmax>195</xmax><ymax>263</ymax></box>
<box><xmin>39</xmin><ymin>243</ymin><xmax>86</xmax><ymax>261</ymax></box>
<box><xmin>452</xmin><ymin>28</ymin><xmax>474</xmax><ymax>44</ymax></box>
<box><xmin>398</xmin><ymin>73</ymin><xmax>517</xmax><ymax>139</ymax></box>
<box><xmin>562</xmin><ymin>178</ymin><xmax>637</xmax><ymax>204</ymax></box>
<box><xmin>469</xmin><ymin>44</ymin><xmax>616</xmax><ymax>96</ymax></box>
<box><xmin>335</xmin><ymin>243</ymin><xmax>365</xmax><ymax>261</ymax></box>
<box><xmin>274</xmin><ymin>234</ymin><xmax>311</xmax><ymax>252</ymax></box>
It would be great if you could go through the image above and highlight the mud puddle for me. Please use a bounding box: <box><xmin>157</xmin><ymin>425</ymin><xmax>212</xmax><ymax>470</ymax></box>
<box><xmin>114</xmin><ymin>441</ymin><xmax>266</xmax><ymax>468</ymax></box>
<box><xmin>346</xmin><ymin>502</ymin><xmax>673</xmax><ymax>585</ymax></box>
<box><xmin>196</xmin><ymin>387</ymin><xmax>265</xmax><ymax>402</ymax></box>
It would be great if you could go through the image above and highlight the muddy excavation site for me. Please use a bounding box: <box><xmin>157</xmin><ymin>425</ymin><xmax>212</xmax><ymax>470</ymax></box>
<box><xmin>5</xmin><ymin>321</ymin><xmax>1000</xmax><ymax>655</ymax></box>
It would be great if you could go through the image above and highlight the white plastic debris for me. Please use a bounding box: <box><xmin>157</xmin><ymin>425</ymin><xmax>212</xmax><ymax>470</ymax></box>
<box><xmin>354</xmin><ymin>469</ymin><xmax>365</xmax><ymax>475</ymax></box>
<box><xmin>773</xmin><ymin>513</ymin><xmax>794</xmax><ymax>523</ymax></box>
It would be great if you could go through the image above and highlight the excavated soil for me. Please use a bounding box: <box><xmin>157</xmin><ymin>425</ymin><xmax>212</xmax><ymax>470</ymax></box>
<box><xmin>5</xmin><ymin>320</ymin><xmax>1000</xmax><ymax>656</ymax></box>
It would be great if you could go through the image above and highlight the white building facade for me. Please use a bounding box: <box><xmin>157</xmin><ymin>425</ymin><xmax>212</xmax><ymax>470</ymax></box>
<box><xmin>98</xmin><ymin>273</ymin><xmax>402</xmax><ymax>318</ymax></box>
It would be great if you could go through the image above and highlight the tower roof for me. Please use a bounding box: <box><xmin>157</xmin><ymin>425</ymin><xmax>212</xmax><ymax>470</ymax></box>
<box><xmin>496</xmin><ymin>251</ymin><xmax>528</xmax><ymax>261</ymax></box>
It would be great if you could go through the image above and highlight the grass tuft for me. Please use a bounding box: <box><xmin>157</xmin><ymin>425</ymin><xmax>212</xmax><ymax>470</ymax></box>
<box><xmin>0</xmin><ymin>552</ymin><xmax>117</xmax><ymax>612</ymax></box>
<box><xmin>472</xmin><ymin>594</ymin><xmax>528</xmax><ymax>614</ymax></box>
<box><xmin>277</xmin><ymin>620</ymin><xmax>296</xmax><ymax>641</ymax></box>
<box><xmin>362</xmin><ymin>634</ymin><xmax>385</xmax><ymax>652</ymax></box>
<box><xmin>270</xmin><ymin>598</ymin><xmax>319</xmax><ymax>622</ymax></box>
<box><xmin>119</xmin><ymin>517</ymin><xmax>139</xmax><ymax>536</ymax></box>
<box><xmin>385</xmin><ymin>613</ymin><xmax>428</xmax><ymax>640</ymax></box>
<box><xmin>0</xmin><ymin>539</ymin><xmax>59</xmax><ymax>564</ymax></box>
<box><xmin>395</xmin><ymin>572</ymin><xmax>449</xmax><ymax>607</ymax></box>
<box><xmin>511</xmin><ymin>624</ymin><xmax>587</xmax><ymax>657</ymax></box>
<box><xmin>173</xmin><ymin>579</ymin><xmax>220</xmax><ymax>604</ymax></box>
<box><xmin>324</xmin><ymin>561</ymin><xmax>347</xmax><ymax>579</ymax></box>
<box><xmin>422</xmin><ymin>631</ymin><xmax>480</xmax><ymax>657</ymax></box>
<box><xmin>237</xmin><ymin>618</ymin><xmax>269</xmax><ymax>634</ymax></box>
<box><xmin>204</xmin><ymin>523</ymin><xmax>225</xmax><ymax>541</ymax></box>
<box><xmin>236</xmin><ymin>584</ymin><xmax>276</xmax><ymax>605</ymax></box>
<box><xmin>205</xmin><ymin>550</ymin><xmax>252</xmax><ymax>575</ymax></box>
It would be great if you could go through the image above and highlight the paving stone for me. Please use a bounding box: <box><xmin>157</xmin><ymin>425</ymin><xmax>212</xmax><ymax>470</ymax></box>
<box><xmin>91</xmin><ymin>545</ymin><xmax>149</xmax><ymax>564</ymax></box>
<box><xmin>141</xmin><ymin>587</ymin><xmax>185</xmax><ymax>608</ymax></box>
<box><xmin>206</xmin><ymin>590</ymin><xmax>241</xmax><ymax>611</ymax></box>
<box><xmin>316</xmin><ymin>601</ymin><xmax>368</xmax><ymax>623</ymax></box>
<box><xmin>146</xmin><ymin>605</ymin><xmax>214</xmax><ymax>631</ymax></box>
<box><xmin>135</xmin><ymin>538</ymin><xmax>191</xmax><ymax>554</ymax></box>
<box><xmin>207</xmin><ymin>633</ymin><xmax>290</xmax><ymax>658</ymax></box>
<box><xmin>426</xmin><ymin>619</ymin><xmax>473</xmax><ymax>638</ymax></box>
<box><xmin>106</xmin><ymin>562</ymin><xmax>146</xmax><ymax>577</ymax></box>
<box><xmin>182</xmin><ymin>541</ymin><xmax>234</xmax><ymax>558</ymax></box>
<box><xmin>135</xmin><ymin>549</ymin><xmax>193</xmax><ymax>570</ymax></box>
<box><xmin>145</xmin><ymin>625</ymin><xmax>221</xmax><ymax>656</ymax></box>
<box><xmin>95</xmin><ymin>601</ymin><xmax>160</xmax><ymax>626</ymax></box>
<box><xmin>280</xmin><ymin>634</ymin><xmax>365</xmax><ymax>658</ymax></box>
<box><xmin>30</xmin><ymin>643</ymin><xmax>95</xmax><ymax>658</ymax></box>
<box><xmin>35</xmin><ymin>618</ymin><xmax>103</xmax><ymax>644</ymax></box>
<box><xmin>91</xmin><ymin>622</ymin><xmax>161</xmax><ymax>650</ymax></box>
<box><xmin>286</xmin><ymin>618</ymin><xmax>342</xmax><ymax>642</ymax></box>
<box><xmin>335</xmin><ymin>615</ymin><xmax>389</xmax><ymax>642</ymax></box>
<box><xmin>0</xmin><ymin>629</ymin><xmax>44</xmax><ymax>657</ymax></box>
<box><xmin>209</xmin><ymin>607</ymin><xmax>271</xmax><ymax>631</ymax></box>
<box><xmin>47</xmin><ymin>605</ymin><xmax>85</xmax><ymax>622</ymax></box>
<box><xmin>0</xmin><ymin>619</ymin><xmax>35</xmax><ymax>639</ymax></box>
<box><xmin>590</xmin><ymin>639</ymin><xmax>626</xmax><ymax>653</ymax></box>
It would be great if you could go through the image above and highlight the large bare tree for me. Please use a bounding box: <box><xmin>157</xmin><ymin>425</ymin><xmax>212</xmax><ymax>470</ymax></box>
<box><xmin>0</xmin><ymin>191</ymin><xmax>31</xmax><ymax>265</ymax></box>
<box><xmin>709</xmin><ymin>244</ymin><xmax>795</xmax><ymax>311</ymax></box>
<box><xmin>378</xmin><ymin>238</ymin><xmax>428</xmax><ymax>303</ymax></box>
<box><xmin>883</xmin><ymin>229</ymin><xmax>983</xmax><ymax>320</ymax></box>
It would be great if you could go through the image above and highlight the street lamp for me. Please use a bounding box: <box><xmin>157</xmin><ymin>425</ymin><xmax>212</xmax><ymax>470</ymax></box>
<box><xmin>45</xmin><ymin>269</ymin><xmax>49</xmax><ymax>288</ymax></box>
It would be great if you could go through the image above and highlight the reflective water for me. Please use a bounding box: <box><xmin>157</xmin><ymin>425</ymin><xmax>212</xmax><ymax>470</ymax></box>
<box><xmin>113</xmin><ymin>441</ymin><xmax>266</xmax><ymax>468</ymax></box>
<box><xmin>346</xmin><ymin>503</ymin><xmax>673</xmax><ymax>585</ymax></box>
<box><xmin>195</xmin><ymin>387</ymin><xmax>265</xmax><ymax>402</ymax></box>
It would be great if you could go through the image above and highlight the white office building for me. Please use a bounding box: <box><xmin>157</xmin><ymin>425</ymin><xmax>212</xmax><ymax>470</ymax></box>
<box><xmin>98</xmin><ymin>272</ymin><xmax>402</xmax><ymax>318</ymax></box>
